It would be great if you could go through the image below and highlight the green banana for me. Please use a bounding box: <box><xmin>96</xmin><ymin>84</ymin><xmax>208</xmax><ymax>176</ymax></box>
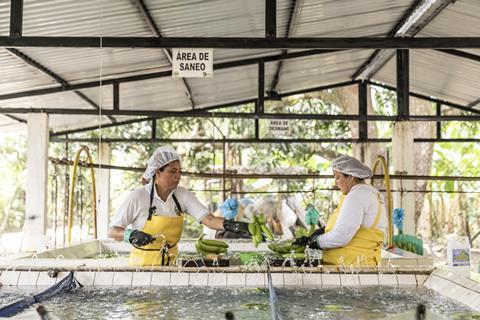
<box><xmin>248</xmin><ymin>222</ymin><xmax>256</xmax><ymax>236</ymax></box>
<box><xmin>260</xmin><ymin>224</ymin><xmax>274</xmax><ymax>241</ymax></box>
<box><xmin>201</xmin><ymin>238</ymin><xmax>229</xmax><ymax>248</ymax></box>
<box><xmin>196</xmin><ymin>240</ymin><xmax>227</xmax><ymax>254</ymax></box>
<box><xmin>257</xmin><ymin>212</ymin><xmax>266</xmax><ymax>224</ymax></box>
<box><xmin>254</xmin><ymin>224</ymin><xmax>263</xmax><ymax>245</ymax></box>
<box><xmin>268</xmin><ymin>241</ymin><xmax>305</xmax><ymax>255</ymax></box>
<box><xmin>268</xmin><ymin>243</ymin><xmax>290</xmax><ymax>254</ymax></box>
<box><xmin>195</xmin><ymin>236</ymin><xmax>228</xmax><ymax>255</ymax></box>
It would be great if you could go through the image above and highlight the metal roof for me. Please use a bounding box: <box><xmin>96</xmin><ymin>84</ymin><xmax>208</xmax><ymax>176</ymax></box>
<box><xmin>0</xmin><ymin>0</ymin><xmax>479</xmax><ymax>132</ymax></box>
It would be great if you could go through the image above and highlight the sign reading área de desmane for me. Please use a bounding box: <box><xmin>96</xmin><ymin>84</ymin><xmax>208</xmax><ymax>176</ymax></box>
<box><xmin>172</xmin><ymin>48</ymin><xmax>213</xmax><ymax>78</ymax></box>
<box><xmin>268</xmin><ymin>119</ymin><xmax>290</xmax><ymax>136</ymax></box>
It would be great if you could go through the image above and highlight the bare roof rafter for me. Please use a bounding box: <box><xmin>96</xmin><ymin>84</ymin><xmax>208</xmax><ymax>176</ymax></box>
<box><xmin>130</xmin><ymin>0</ymin><xmax>196</xmax><ymax>109</ymax></box>
<box><xmin>352</xmin><ymin>0</ymin><xmax>457</xmax><ymax>80</ymax></box>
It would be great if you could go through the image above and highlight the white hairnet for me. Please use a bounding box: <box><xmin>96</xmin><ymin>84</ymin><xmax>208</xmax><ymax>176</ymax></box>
<box><xmin>142</xmin><ymin>146</ymin><xmax>180</xmax><ymax>181</ymax></box>
<box><xmin>332</xmin><ymin>155</ymin><xmax>372</xmax><ymax>179</ymax></box>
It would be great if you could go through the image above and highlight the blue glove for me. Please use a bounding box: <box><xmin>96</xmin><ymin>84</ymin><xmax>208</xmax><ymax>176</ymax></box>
<box><xmin>220</xmin><ymin>198</ymin><xmax>239</xmax><ymax>220</ymax></box>
<box><xmin>305</xmin><ymin>205</ymin><xmax>320</xmax><ymax>226</ymax></box>
<box><xmin>393</xmin><ymin>208</ymin><xmax>405</xmax><ymax>234</ymax></box>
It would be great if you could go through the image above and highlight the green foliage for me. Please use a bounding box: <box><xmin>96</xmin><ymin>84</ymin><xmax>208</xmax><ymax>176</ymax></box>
<box><xmin>0</xmin><ymin>134</ymin><xmax>27</xmax><ymax>232</ymax></box>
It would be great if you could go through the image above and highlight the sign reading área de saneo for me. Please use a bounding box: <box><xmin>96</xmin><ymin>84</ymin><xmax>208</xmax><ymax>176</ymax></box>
<box><xmin>172</xmin><ymin>48</ymin><xmax>213</xmax><ymax>78</ymax></box>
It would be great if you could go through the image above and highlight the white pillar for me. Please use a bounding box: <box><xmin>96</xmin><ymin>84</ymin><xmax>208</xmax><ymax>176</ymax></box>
<box><xmin>22</xmin><ymin>113</ymin><xmax>49</xmax><ymax>252</ymax></box>
<box><xmin>95</xmin><ymin>143</ymin><xmax>111</xmax><ymax>239</ymax></box>
<box><xmin>392</xmin><ymin>121</ymin><xmax>416</xmax><ymax>234</ymax></box>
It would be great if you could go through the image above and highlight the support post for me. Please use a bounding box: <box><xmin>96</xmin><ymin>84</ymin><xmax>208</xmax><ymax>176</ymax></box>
<box><xmin>22</xmin><ymin>113</ymin><xmax>49</xmax><ymax>252</ymax></box>
<box><xmin>396</xmin><ymin>49</ymin><xmax>409</xmax><ymax>120</ymax></box>
<box><xmin>255</xmin><ymin>60</ymin><xmax>265</xmax><ymax>140</ymax></box>
<box><xmin>436</xmin><ymin>103</ymin><xmax>442</xmax><ymax>139</ymax></box>
<box><xmin>113</xmin><ymin>82</ymin><xmax>119</xmax><ymax>111</ymax></box>
<box><xmin>95</xmin><ymin>143</ymin><xmax>111</xmax><ymax>239</ymax></box>
<box><xmin>10</xmin><ymin>0</ymin><xmax>23</xmax><ymax>37</ymax></box>
<box><xmin>392</xmin><ymin>122</ymin><xmax>416</xmax><ymax>234</ymax></box>
<box><xmin>265</xmin><ymin>0</ymin><xmax>276</xmax><ymax>38</ymax></box>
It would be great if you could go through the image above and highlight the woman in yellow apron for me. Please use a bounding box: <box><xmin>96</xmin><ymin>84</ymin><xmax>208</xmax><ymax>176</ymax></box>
<box><xmin>108</xmin><ymin>146</ymin><xmax>253</xmax><ymax>266</ymax></box>
<box><xmin>293</xmin><ymin>155</ymin><xmax>387</xmax><ymax>267</ymax></box>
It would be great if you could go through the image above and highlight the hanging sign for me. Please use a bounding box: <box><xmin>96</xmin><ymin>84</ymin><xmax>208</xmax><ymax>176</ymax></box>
<box><xmin>172</xmin><ymin>48</ymin><xmax>213</xmax><ymax>78</ymax></box>
<box><xmin>267</xmin><ymin>119</ymin><xmax>290</xmax><ymax>136</ymax></box>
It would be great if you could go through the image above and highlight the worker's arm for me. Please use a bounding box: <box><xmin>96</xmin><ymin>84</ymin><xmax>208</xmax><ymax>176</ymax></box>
<box><xmin>108</xmin><ymin>226</ymin><xmax>154</xmax><ymax>246</ymax></box>
<box><xmin>201</xmin><ymin>213</ymin><xmax>251</xmax><ymax>238</ymax></box>
<box><xmin>200</xmin><ymin>213</ymin><xmax>226</xmax><ymax>230</ymax></box>
<box><xmin>108</xmin><ymin>226</ymin><xmax>125</xmax><ymax>241</ymax></box>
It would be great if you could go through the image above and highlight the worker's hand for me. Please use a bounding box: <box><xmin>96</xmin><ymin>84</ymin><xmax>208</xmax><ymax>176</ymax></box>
<box><xmin>129</xmin><ymin>230</ymin><xmax>155</xmax><ymax>247</ymax></box>
<box><xmin>292</xmin><ymin>226</ymin><xmax>325</xmax><ymax>249</ymax></box>
<box><xmin>222</xmin><ymin>220</ymin><xmax>251</xmax><ymax>238</ymax></box>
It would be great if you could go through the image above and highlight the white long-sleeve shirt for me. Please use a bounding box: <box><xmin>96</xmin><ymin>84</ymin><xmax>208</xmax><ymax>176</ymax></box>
<box><xmin>110</xmin><ymin>180</ymin><xmax>209</xmax><ymax>231</ymax></box>
<box><xmin>318</xmin><ymin>184</ymin><xmax>387</xmax><ymax>249</ymax></box>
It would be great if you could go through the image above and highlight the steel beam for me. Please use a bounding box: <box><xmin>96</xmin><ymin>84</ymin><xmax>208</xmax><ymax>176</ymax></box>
<box><xmin>2</xmin><ymin>107</ymin><xmax>476</xmax><ymax>121</ymax></box>
<box><xmin>2</xmin><ymin>114</ymin><xmax>26</xmax><ymax>123</ymax></box>
<box><xmin>397</xmin><ymin>49</ymin><xmax>409</xmax><ymax>120</ymax></box>
<box><xmin>47</xmin><ymin>159</ymin><xmax>480</xmax><ymax>182</ymax></box>
<box><xmin>1</xmin><ymin>37</ymin><xmax>479</xmax><ymax>49</ymax></box>
<box><xmin>467</xmin><ymin>98</ymin><xmax>480</xmax><ymax>109</ymax></box>
<box><xmin>265</xmin><ymin>0</ymin><xmax>277</xmax><ymax>38</ymax></box>
<box><xmin>9</xmin><ymin>0</ymin><xmax>23</xmax><ymax>37</ymax></box>
<box><xmin>113</xmin><ymin>82</ymin><xmax>119</xmax><ymax>111</ymax></box>
<box><xmin>131</xmin><ymin>0</ymin><xmax>195</xmax><ymax>108</ymax></box>
<box><xmin>268</xmin><ymin>0</ymin><xmax>302</xmax><ymax>93</ymax></box>
<box><xmin>436</xmin><ymin>103</ymin><xmax>442</xmax><ymax>139</ymax></box>
<box><xmin>0</xmin><ymin>49</ymin><xmax>341</xmax><ymax>101</ymax></box>
<box><xmin>366</xmin><ymin>80</ymin><xmax>480</xmax><ymax>116</ymax></box>
<box><xmin>352</xmin><ymin>0</ymin><xmax>456</xmax><ymax>80</ymax></box>
<box><xmin>5</xmin><ymin>48</ymin><xmax>116</xmax><ymax>123</ymax></box>
<box><xmin>49</xmin><ymin>136</ymin><xmax>480</xmax><ymax>144</ymax></box>
<box><xmin>258</xmin><ymin>61</ymin><xmax>265</xmax><ymax>113</ymax></box>
<box><xmin>358</xmin><ymin>82</ymin><xmax>368</xmax><ymax>140</ymax></box>
<box><xmin>49</xmin><ymin>80</ymin><xmax>358</xmax><ymax>136</ymax></box>
<box><xmin>435</xmin><ymin>49</ymin><xmax>480</xmax><ymax>63</ymax></box>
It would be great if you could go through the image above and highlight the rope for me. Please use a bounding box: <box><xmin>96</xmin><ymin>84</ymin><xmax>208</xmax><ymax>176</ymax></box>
<box><xmin>0</xmin><ymin>271</ymin><xmax>82</xmax><ymax>317</ymax></box>
<box><xmin>267</xmin><ymin>266</ymin><xmax>283</xmax><ymax>320</ymax></box>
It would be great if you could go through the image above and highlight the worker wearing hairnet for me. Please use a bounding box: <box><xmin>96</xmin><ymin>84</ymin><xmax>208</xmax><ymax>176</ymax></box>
<box><xmin>294</xmin><ymin>155</ymin><xmax>387</xmax><ymax>266</ymax></box>
<box><xmin>108</xmin><ymin>146</ymin><xmax>255</xmax><ymax>266</ymax></box>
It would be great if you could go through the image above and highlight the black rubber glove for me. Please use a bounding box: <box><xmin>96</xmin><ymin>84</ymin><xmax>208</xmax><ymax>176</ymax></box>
<box><xmin>222</xmin><ymin>219</ymin><xmax>251</xmax><ymax>238</ymax></box>
<box><xmin>292</xmin><ymin>226</ymin><xmax>325</xmax><ymax>249</ymax></box>
<box><xmin>129</xmin><ymin>230</ymin><xmax>155</xmax><ymax>247</ymax></box>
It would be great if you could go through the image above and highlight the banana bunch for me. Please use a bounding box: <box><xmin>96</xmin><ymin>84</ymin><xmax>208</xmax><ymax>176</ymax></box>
<box><xmin>268</xmin><ymin>239</ymin><xmax>305</xmax><ymax>257</ymax></box>
<box><xmin>294</xmin><ymin>225</ymin><xmax>316</xmax><ymax>238</ymax></box>
<box><xmin>195</xmin><ymin>235</ymin><xmax>229</xmax><ymax>256</ymax></box>
<box><xmin>248</xmin><ymin>213</ymin><xmax>274</xmax><ymax>247</ymax></box>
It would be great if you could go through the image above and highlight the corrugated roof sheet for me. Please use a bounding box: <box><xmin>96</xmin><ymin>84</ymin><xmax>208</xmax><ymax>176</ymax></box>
<box><xmin>418</xmin><ymin>0</ymin><xmax>480</xmax><ymax>37</ymax></box>
<box><xmin>294</xmin><ymin>0</ymin><xmax>412</xmax><ymax>37</ymax></box>
<box><xmin>277</xmin><ymin>50</ymin><xmax>375</xmax><ymax>94</ymax></box>
<box><xmin>0</xmin><ymin>0</ymin><xmax>479</xmax><ymax>132</ymax></box>
<box><xmin>374</xmin><ymin>49</ymin><xmax>480</xmax><ymax>108</ymax></box>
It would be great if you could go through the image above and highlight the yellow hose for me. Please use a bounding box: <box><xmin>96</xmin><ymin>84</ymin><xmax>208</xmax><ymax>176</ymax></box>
<box><xmin>67</xmin><ymin>146</ymin><xmax>97</xmax><ymax>244</ymax></box>
<box><xmin>372</xmin><ymin>156</ymin><xmax>393</xmax><ymax>246</ymax></box>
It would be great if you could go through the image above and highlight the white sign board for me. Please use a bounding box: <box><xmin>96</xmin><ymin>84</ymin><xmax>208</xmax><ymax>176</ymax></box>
<box><xmin>267</xmin><ymin>119</ymin><xmax>290</xmax><ymax>136</ymax></box>
<box><xmin>172</xmin><ymin>48</ymin><xmax>213</xmax><ymax>78</ymax></box>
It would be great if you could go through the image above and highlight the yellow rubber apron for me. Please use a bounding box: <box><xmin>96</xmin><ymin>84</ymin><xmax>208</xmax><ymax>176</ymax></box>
<box><xmin>322</xmin><ymin>192</ymin><xmax>384</xmax><ymax>266</ymax></box>
<box><xmin>129</xmin><ymin>181</ymin><xmax>184</xmax><ymax>267</ymax></box>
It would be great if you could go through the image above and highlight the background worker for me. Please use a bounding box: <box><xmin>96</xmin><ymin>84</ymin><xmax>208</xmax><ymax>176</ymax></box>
<box><xmin>294</xmin><ymin>155</ymin><xmax>387</xmax><ymax>266</ymax></box>
<box><xmin>108</xmin><ymin>146</ymin><xmax>253</xmax><ymax>266</ymax></box>
<box><xmin>214</xmin><ymin>198</ymin><xmax>251</xmax><ymax>239</ymax></box>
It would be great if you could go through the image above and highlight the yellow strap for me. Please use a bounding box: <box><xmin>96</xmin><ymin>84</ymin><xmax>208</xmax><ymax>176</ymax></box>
<box><xmin>369</xmin><ymin>193</ymin><xmax>383</xmax><ymax>229</ymax></box>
